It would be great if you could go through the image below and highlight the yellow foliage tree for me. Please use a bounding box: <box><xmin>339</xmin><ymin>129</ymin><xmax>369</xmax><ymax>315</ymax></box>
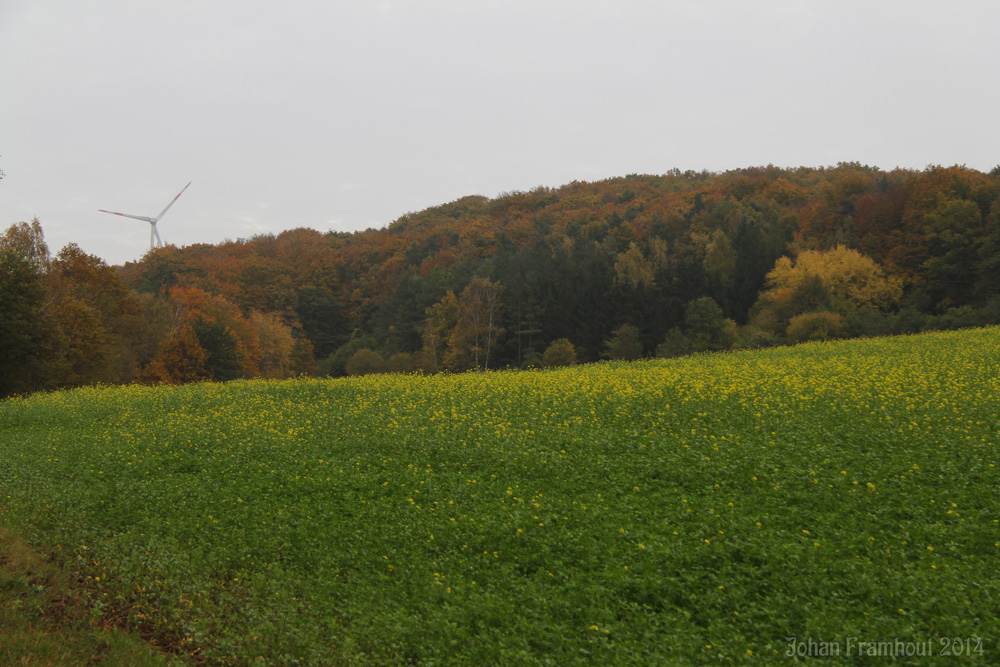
<box><xmin>446</xmin><ymin>277</ymin><xmax>504</xmax><ymax>372</ymax></box>
<box><xmin>614</xmin><ymin>242</ymin><xmax>655</xmax><ymax>288</ymax></box>
<box><xmin>764</xmin><ymin>245</ymin><xmax>902</xmax><ymax>310</ymax></box>
<box><xmin>249</xmin><ymin>310</ymin><xmax>297</xmax><ymax>379</ymax></box>
<box><xmin>422</xmin><ymin>291</ymin><xmax>459</xmax><ymax>373</ymax></box>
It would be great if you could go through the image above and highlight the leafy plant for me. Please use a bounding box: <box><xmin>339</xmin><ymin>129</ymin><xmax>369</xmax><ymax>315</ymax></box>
<box><xmin>1</xmin><ymin>327</ymin><xmax>998</xmax><ymax>664</ymax></box>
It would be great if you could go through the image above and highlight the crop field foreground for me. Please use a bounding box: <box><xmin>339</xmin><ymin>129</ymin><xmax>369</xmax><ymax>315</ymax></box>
<box><xmin>1</xmin><ymin>328</ymin><xmax>998</xmax><ymax>665</ymax></box>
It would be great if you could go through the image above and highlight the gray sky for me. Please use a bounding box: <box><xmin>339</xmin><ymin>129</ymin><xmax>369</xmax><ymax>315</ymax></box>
<box><xmin>2</xmin><ymin>1</ymin><xmax>998</xmax><ymax>266</ymax></box>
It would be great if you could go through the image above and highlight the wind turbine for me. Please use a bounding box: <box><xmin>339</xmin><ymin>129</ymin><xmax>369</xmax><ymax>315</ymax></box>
<box><xmin>99</xmin><ymin>182</ymin><xmax>191</xmax><ymax>250</ymax></box>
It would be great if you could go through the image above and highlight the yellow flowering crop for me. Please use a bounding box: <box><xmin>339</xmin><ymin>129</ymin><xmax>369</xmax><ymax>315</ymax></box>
<box><xmin>0</xmin><ymin>327</ymin><xmax>997</xmax><ymax>664</ymax></box>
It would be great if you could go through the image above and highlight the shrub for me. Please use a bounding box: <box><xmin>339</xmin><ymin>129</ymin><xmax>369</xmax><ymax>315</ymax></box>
<box><xmin>320</xmin><ymin>335</ymin><xmax>379</xmax><ymax>377</ymax></box>
<box><xmin>542</xmin><ymin>339</ymin><xmax>576</xmax><ymax>367</ymax></box>
<box><xmin>737</xmin><ymin>325</ymin><xmax>779</xmax><ymax>350</ymax></box>
<box><xmin>786</xmin><ymin>311</ymin><xmax>845</xmax><ymax>343</ymax></box>
<box><xmin>345</xmin><ymin>348</ymin><xmax>387</xmax><ymax>376</ymax></box>
<box><xmin>656</xmin><ymin>328</ymin><xmax>691</xmax><ymax>358</ymax></box>
<box><xmin>387</xmin><ymin>352</ymin><xmax>416</xmax><ymax>374</ymax></box>
<box><xmin>603</xmin><ymin>324</ymin><xmax>643</xmax><ymax>361</ymax></box>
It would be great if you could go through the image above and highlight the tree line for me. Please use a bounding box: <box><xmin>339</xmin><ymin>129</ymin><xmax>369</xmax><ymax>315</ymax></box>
<box><xmin>3</xmin><ymin>163</ymin><xmax>999</xmax><ymax>397</ymax></box>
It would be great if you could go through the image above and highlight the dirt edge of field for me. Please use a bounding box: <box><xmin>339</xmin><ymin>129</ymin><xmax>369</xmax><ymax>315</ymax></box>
<box><xmin>0</xmin><ymin>529</ymin><xmax>205</xmax><ymax>666</ymax></box>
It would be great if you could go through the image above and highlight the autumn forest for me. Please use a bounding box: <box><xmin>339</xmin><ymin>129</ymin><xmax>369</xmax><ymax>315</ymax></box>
<box><xmin>3</xmin><ymin>163</ymin><xmax>999</xmax><ymax>398</ymax></box>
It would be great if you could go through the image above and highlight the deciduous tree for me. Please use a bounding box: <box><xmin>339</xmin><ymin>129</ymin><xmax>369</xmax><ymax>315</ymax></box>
<box><xmin>139</xmin><ymin>328</ymin><xmax>210</xmax><ymax>385</ymax></box>
<box><xmin>45</xmin><ymin>296</ymin><xmax>109</xmax><ymax>387</ymax></box>
<box><xmin>764</xmin><ymin>245</ymin><xmax>902</xmax><ymax>311</ymax></box>
<box><xmin>250</xmin><ymin>310</ymin><xmax>297</xmax><ymax>379</ymax></box>
<box><xmin>1</xmin><ymin>219</ymin><xmax>49</xmax><ymax>271</ymax></box>
<box><xmin>47</xmin><ymin>244</ymin><xmax>144</xmax><ymax>384</ymax></box>
<box><xmin>422</xmin><ymin>291</ymin><xmax>459</xmax><ymax>373</ymax></box>
<box><xmin>614</xmin><ymin>242</ymin><xmax>655</xmax><ymax>288</ymax></box>
<box><xmin>447</xmin><ymin>277</ymin><xmax>504</xmax><ymax>371</ymax></box>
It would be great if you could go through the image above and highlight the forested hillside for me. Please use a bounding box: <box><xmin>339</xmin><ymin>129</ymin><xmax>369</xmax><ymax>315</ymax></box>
<box><xmin>3</xmin><ymin>163</ymin><xmax>999</xmax><ymax>396</ymax></box>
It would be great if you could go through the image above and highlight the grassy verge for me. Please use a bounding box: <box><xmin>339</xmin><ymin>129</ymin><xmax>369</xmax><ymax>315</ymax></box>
<box><xmin>0</xmin><ymin>530</ymin><xmax>191</xmax><ymax>666</ymax></box>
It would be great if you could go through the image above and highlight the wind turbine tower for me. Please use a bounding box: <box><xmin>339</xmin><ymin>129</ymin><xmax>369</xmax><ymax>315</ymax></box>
<box><xmin>99</xmin><ymin>182</ymin><xmax>191</xmax><ymax>250</ymax></box>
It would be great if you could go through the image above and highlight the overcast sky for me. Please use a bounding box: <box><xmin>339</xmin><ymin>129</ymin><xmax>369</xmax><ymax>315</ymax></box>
<box><xmin>2</xmin><ymin>1</ymin><xmax>998</xmax><ymax>266</ymax></box>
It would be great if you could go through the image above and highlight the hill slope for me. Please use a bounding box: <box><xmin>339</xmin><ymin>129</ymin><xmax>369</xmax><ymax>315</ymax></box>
<box><xmin>4</xmin><ymin>163</ymin><xmax>1000</xmax><ymax>393</ymax></box>
<box><xmin>116</xmin><ymin>163</ymin><xmax>1000</xmax><ymax>378</ymax></box>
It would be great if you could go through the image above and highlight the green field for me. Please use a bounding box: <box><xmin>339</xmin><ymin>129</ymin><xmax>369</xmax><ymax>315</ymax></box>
<box><xmin>1</xmin><ymin>328</ymin><xmax>998</xmax><ymax>664</ymax></box>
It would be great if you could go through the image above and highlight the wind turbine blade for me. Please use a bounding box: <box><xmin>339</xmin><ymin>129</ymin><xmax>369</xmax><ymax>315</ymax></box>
<box><xmin>154</xmin><ymin>182</ymin><xmax>191</xmax><ymax>221</ymax></box>
<box><xmin>152</xmin><ymin>224</ymin><xmax>163</xmax><ymax>248</ymax></box>
<box><xmin>99</xmin><ymin>209</ymin><xmax>155</xmax><ymax>223</ymax></box>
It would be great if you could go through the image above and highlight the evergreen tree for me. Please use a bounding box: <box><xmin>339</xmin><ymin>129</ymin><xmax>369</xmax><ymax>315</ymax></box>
<box><xmin>684</xmin><ymin>297</ymin><xmax>738</xmax><ymax>352</ymax></box>
<box><xmin>191</xmin><ymin>316</ymin><xmax>244</xmax><ymax>381</ymax></box>
<box><xmin>0</xmin><ymin>247</ymin><xmax>48</xmax><ymax>396</ymax></box>
<box><xmin>732</xmin><ymin>218</ymin><xmax>772</xmax><ymax>323</ymax></box>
